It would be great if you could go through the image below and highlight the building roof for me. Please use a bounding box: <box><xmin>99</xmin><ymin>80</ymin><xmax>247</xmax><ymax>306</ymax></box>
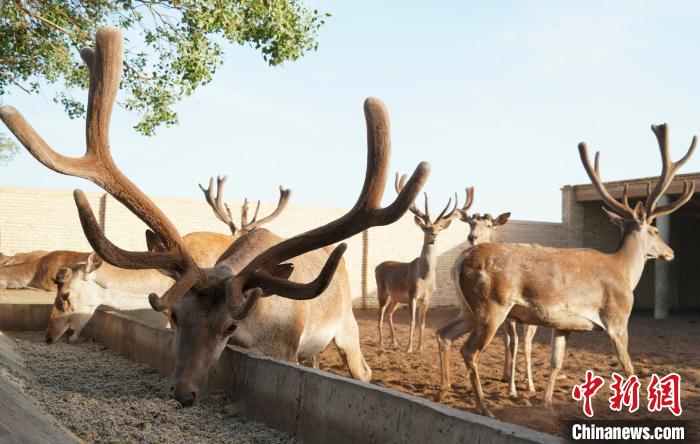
<box><xmin>567</xmin><ymin>172</ymin><xmax>700</xmax><ymax>202</ymax></box>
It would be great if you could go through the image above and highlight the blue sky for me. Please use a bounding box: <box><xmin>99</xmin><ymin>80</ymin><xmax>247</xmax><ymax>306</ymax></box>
<box><xmin>3</xmin><ymin>1</ymin><xmax>700</xmax><ymax>222</ymax></box>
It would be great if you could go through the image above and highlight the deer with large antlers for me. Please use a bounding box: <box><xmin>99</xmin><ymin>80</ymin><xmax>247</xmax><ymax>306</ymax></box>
<box><xmin>375</xmin><ymin>175</ymin><xmax>464</xmax><ymax>353</ymax></box>
<box><xmin>437</xmin><ymin>124</ymin><xmax>695</xmax><ymax>417</ymax></box>
<box><xmin>0</xmin><ymin>27</ymin><xmax>429</xmax><ymax>406</ymax></box>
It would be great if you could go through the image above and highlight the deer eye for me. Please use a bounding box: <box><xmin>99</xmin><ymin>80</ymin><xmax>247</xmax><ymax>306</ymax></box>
<box><xmin>225</xmin><ymin>323</ymin><xmax>237</xmax><ymax>335</ymax></box>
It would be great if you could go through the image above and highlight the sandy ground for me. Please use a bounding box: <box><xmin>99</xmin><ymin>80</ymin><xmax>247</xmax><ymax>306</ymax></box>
<box><xmin>319</xmin><ymin>308</ymin><xmax>700</xmax><ymax>437</ymax></box>
<box><xmin>2</xmin><ymin>332</ymin><xmax>294</xmax><ymax>443</ymax></box>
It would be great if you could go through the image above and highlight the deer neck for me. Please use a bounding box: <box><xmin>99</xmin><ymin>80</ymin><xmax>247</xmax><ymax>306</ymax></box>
<box><xmin>613</xmin><ymin>227</ymin><xmax>647</xmax><ymax>290</ymax></box>
<box><xmin>89</xmin><ymin>265</ymin><xmax>172</xmax><ymax>308</ymax></box>
<box><xmin>417</xmin><ymin>240</ymin><xmax>437</xmax><ymax>279</ymax></box>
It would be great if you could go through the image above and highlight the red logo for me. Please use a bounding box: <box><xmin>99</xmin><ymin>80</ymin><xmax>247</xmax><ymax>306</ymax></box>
<box><xmin>572</xmin><ymin>370</ymin><xmax>606</xmax><ymax>417</ymax></box>
<box><xmin>609</xmin><ymin>372</ymin><xmax>641</xmax><ymax>413</ymax></box>
<box><xmin>647</xmin><ymin>373</ymin><xmax>682</xmax><ymax>416</ymax></box>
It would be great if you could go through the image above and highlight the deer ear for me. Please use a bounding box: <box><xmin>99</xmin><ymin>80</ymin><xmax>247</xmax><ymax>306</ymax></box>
<box><xmin>440</xmin><ymin>218</ymin><xmax>453</xmax><ymax>230</ymax></box>
<box><xmin>414</xmin><ymin>216</ymin><xmax>424</xmax><ymax>227</ymax></box>
<box><xmin>633</xmin><ymin>201</ymin><xmax>646</xmax><ymax>223</ymax></box>
<box><xmin>145</xmin><ymin>229</ymin><xmax>166</xmax><ymax>252</ymax></box>
<box><xmin>53</xmin><ymin>267</ymin><xmax>73</xmax><ymax>285</ymax></box>
<box><xmin>602</xmin><ymin>206</ymin><xmax>625</xmax><ymax>228</ymax></box>
<box><xmin>494</xmin><ymin>212</ymin><xmax>511</xmax><ymax>226</ymax></box>
<box><xmin>85</xmin><ymin>252</ymin><xmax>104</xmax><ymax>274</ymax></box>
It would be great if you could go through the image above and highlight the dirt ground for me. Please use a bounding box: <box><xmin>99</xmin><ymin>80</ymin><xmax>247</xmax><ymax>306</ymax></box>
<box><xmin>2</xmin><ymin>332</ymin><xmax>294</xmax><ymax>443</ymax></box>
<box><xmin>319</xmin><ymin>308</ymin><xmax>700</xmax><ymax>437</ymax></box>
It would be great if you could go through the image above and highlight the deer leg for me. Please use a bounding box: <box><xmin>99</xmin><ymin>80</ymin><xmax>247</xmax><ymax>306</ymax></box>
<box><xmin>544</xmin><ymin>329</ymin><xmax>569</xmax><ymax>410</ymax></box>
<box><xmin>460</xmin><ymin>310</ymin><xmax>504</xmax><ymax>418</ymax></box>
<box><xmin>436</xmin><ymin>312</ymin><xmax>473</xmax><ymax>401</ymax></box>
<box><xmin>523</xmin><ymin>324</ymin><xmax>537</xmax><ymax>392</ymax></box>
<box><xmin>378</xmin><ymin>293</ymin><xmax>390</xmax><ymax>348</ymax></box>
<box><xmin>417</xmin><ymin>300</ymin><xmax>429</xmax><ymax>353</ymax></box>
<box><xmin>334</xmin><ymin>314</ymin><xmax>372</xmax><ymax>382</ymax></box>
<box><xmin>407</xmin><ymin>296</ymin><xmax>418</xmax><ymax>353</ymax></box>
<box><xmin>506</xmin><ymin>321</ymin><xmax>519</xmax><ymax>397</ymax></box>
<box><xmin>387</xmin><ymin>301</ymin><xmax>400</xmax><ymax>347</ymax></box>
<box><xmin>609</xmin><ymin>328</ymin><xmax>634</xmax><ymax>376</ymax></box>
<box><xmin>501</xmin><ymin>324</ymin><xmax>513</xmax><ymax>383</ymax></box>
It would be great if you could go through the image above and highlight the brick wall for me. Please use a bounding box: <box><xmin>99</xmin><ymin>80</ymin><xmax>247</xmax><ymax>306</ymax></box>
<box><xmin>0</xmin><ymin>186</ymin><xmax>574</xmax><ymax>308</ymax></box>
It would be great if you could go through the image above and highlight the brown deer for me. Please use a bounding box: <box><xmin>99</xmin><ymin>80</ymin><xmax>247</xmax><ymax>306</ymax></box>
<box><xmin>456</xmin><ymin>210</ymin><xmax>535</xmax><ymax>396</ymax></box>
<box><xmin>375</xmin><ymin>174</ymin><xmax>463</xmax><ymax>353</ymax></box>
<box><xmin>46</xmin><ymin>230</ymin><xmax>233</xmax><ymax>344</ymax></box>
<box><xmin>437</xmin><ymin>123</ymin><xmax>695</xmax><ymax>417</ymax></box>
<box><xmin>0</xmin><ymin>250</ymin><xmax>48</xmax><ymax>266</ymax></box>
<box><xmin>0</xmin><ymin>250</ymin><xmax>89</xmax><ymax>291</ymax></box>
<box><xmin>0</xmin><ymin>26</ymin><xmax>429</xmax><ymax>406</ymax></box>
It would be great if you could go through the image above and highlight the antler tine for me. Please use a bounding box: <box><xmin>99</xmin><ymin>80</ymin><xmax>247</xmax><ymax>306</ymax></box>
<box><xmin>651</xmin><ymin>180</ymin><xmax>696</xmax><ymax>219</ymax></box>
<box><xmin>578</xmin><ymin>142</ymin><xmax>636</xmax><ymax>219</ymax></box>
<box><xmin>621</xmin><ymin>184</ymin><xmax>630</xmax><ymax>208</ymax></box>
<box><xmin>227</xmin><ymin>97</ymin><xmax>430</xmax><ymax>315</ymax></box>
<box><xmin>434</xmin><ymin>193</ymin><xmax>458</xmax><ymax>224</ymax></box>
<box><xmin>240</xmin><ymin>186</ymin><xmax>292</xmax><ymax>232</ymax></box>
<box><xmin>199</xmin><ymin>176</ymin><xmax>237</xmax><ymax>234</ymax></box>
<box><xmin>240</xmin><ymin>198</ymin><xmax>249</xmax><ymax>227</ymax></box>
<box><xmin>453</xmin><ymin>186</ymin><xmax>475</xmax><ymax>220</ymax></box>
<box><xmin>1</xmin><ymin>27</ymin><xmax>199</xmax><ymax>313</ymax></box>
<box><xmin>396</xmin><ymin>172</ymin><xmax>427</xmax><ymax>222</ymax></box>
<box><xmin>645</xmin><ymin>124</ymin><xmax>697</xmax><ymax>219</ymax></box>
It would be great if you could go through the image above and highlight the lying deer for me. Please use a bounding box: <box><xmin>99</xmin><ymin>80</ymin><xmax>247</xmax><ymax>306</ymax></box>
<box><xmin>0</xmin><ymin>250</ymin><xmax>48</xmax><ymax>266</ymax></box>
<box><xmin>0</xmin><ymin>26</ymin><xmax>429</xmax><ymax>406</ymax></box>
<box><xmin>45</xmin><ymin>230</ymin><xmax>233</xmax><ymax>344</ymax></box>
<box><xmin>376</xmin><ymin>174</ymin><xmax>465</xmax><ymax>353</ymax></box>
<box><xmin>0</xmin><ymin>250</ymin><xmax>89</xmax><ymax>291</ymax></box>
<box><xmin>47</xmin><ymin>178</ymin><xmax>291</xmax><ymax>344</ymax></box>
<box><xmin>438</xmin><ymin>123</ymin><xmax>695</xmax><ymax>417</ymax></box>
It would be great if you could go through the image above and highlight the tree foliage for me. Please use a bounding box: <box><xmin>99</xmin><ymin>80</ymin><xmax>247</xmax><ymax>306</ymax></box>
<box><xmin>0</xmin><ymin>133</ymin><xmax>18</xmax><ymax>164</ymax></box>
<box><xmin>0</xmin><ymin>1</ymin><xmax>327</xmax><ymax>135</ymax></box>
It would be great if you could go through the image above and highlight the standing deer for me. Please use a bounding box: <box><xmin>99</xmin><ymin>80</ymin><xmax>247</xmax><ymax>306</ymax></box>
<box><xmin>0</xmin><ymin>26</ymin><xmax>429</xmax><ymax>406</ymax></box>
<box><xmin>46</xmin><ymin>230</ymin><xmax>233</xmax><ymax>344</ymax></box>
<box><xmin>375</xmin><ymin>174</ymin><xmax>463</xmax><ymax>353</ymax></box>
<box><xmin>456</xmin><ymin>210</ymin><xmax>535</xmax><ymax>396</ymax></box>
<box><xmin>437</xmin><ymin>123</ymin><xmax>695</xmax><ymax>417</ymax></box>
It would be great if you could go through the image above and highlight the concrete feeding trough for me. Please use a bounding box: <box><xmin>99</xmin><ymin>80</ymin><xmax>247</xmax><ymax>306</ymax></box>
<box><xmin>0</xmin><ymin>292</ymin><xmax>562</xmax><ymax>444</ymax></box>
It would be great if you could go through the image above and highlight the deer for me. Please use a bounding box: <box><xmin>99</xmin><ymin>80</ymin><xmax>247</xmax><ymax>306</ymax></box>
<box><xmin>0</xmin><ymin>26</ymin><xmax>429</xmax><ymax>406</ymax></box>
<box><xmin>375</xmin><ymin>174</ymin><xmax>466</xmax><ymax>353</ymax></box>
<box><xmin>436</xmin><ymin>123</ymin><xmax>695</xmax><ymax>417</ymax></box>
<box><xmin>0</xmin><ymin>250</ymin><xmax>89</xmax><ymax>291</ymax></box>
<box><xmin>0</xmin><ymin>250</ymin><xmax>49</xmax><ymax>266</ymax></box>
<box><xmin>45</xmin><ymin>230</ymin><xmax>233</xmax><ymax>344</ymax></box>
<box><xmin>455</xmin><ymin>209</ymin><xmax>535</xmax><ymax>396</ymax></box>
<box><xmin>47</xmin><ymin>178</ymin><xmax>291</xmax><ymax>344</ymax></box>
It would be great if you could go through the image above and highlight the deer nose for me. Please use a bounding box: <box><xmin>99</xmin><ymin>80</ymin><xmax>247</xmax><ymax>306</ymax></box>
<box><xmin>468</xmin><ymin>235</ymin><xmax>477</xmax><ymax>243</ymax></box>
<box><xmin>171</xmin><ymin>383</ymin><xmax>198</xmax><ymax>407</ymax></box>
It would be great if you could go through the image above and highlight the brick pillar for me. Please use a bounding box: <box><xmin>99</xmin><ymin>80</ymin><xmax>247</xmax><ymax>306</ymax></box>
<box><xmin>561</xmin><ymin>186</ymin><xmax>584</xmax><ymax>248</ymax></box>
<box><xmin>654</xmin><ymin>196</ymin><xmax>672</xmax><ymax>319</ymax></box>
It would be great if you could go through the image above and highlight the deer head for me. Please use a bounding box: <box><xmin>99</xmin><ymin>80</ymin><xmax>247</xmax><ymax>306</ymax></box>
<box><xmin>579</xmin><ymin>124</ymin><xmax>696</xmax><ymax>261</ymax></box>
<box><xmin>450</xmin><ymin>187</ymin><xmax>510</xmax><ymax>246</ymax></box>
<box><xmin>395</xmin><ymin>173</ymin><xmax>458</xmax><ymax>244</ymax></box>
<box><xmin>46</xmin><ymin>253</ymin><xmax>105</xmax><ymax>344</ymax></box>
<box><xmin>0</xmin><ymin>27</ymin><xmax>430</xmax><ymax>406</ymax></box>
<box><xmin>199</xmin><ymin>175</ymin><xmax>291</xmax><ymax>235</ymax></box>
